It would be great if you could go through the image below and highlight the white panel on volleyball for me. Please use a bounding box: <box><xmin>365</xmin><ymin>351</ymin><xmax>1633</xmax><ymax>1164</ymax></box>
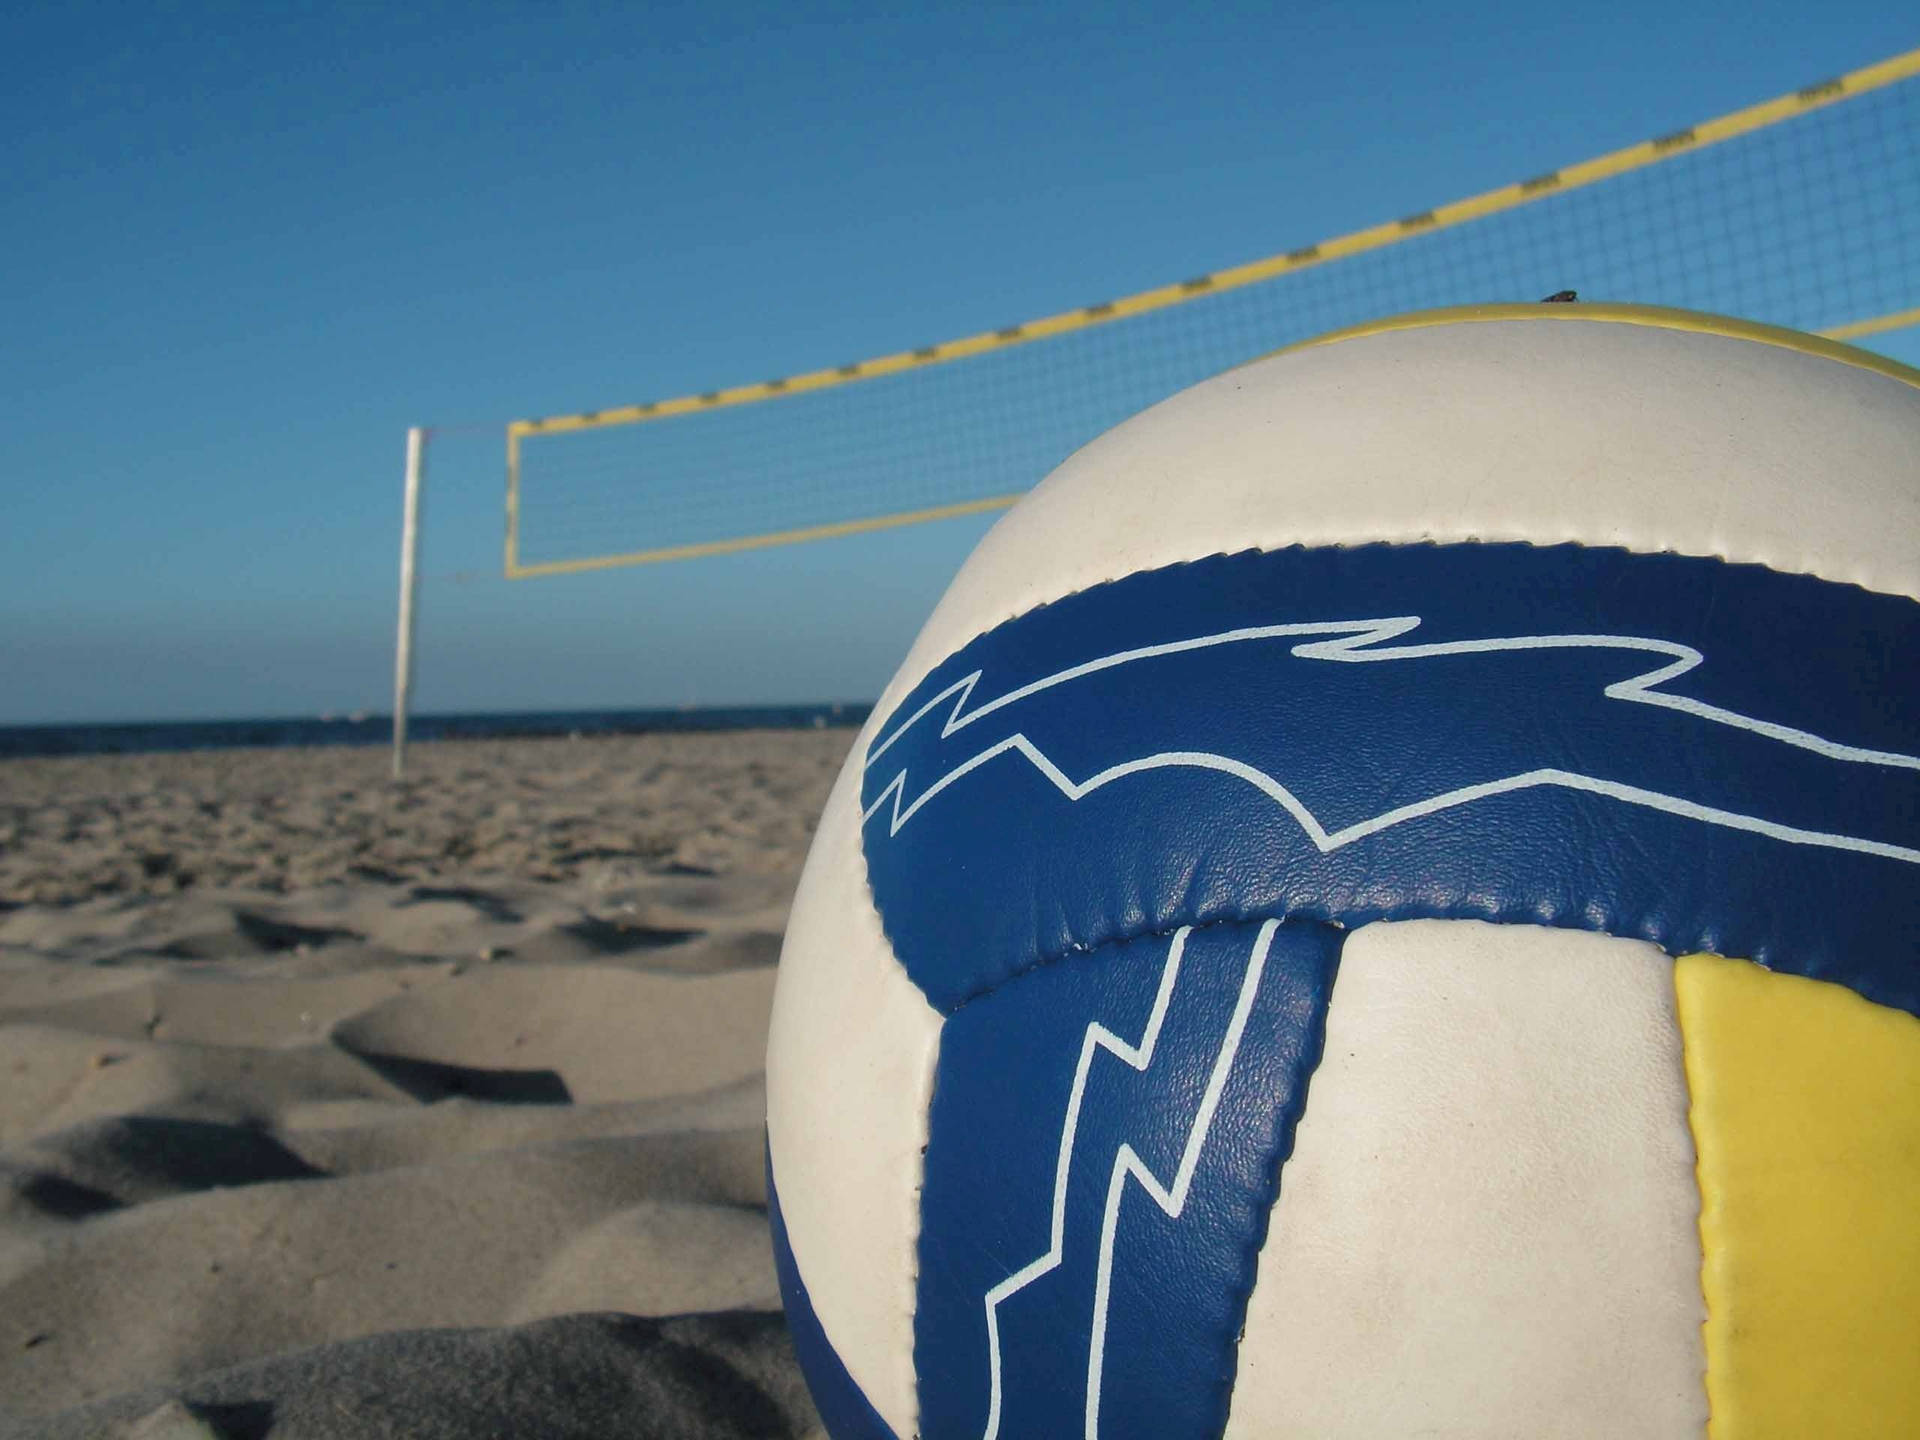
<box><xmin>1223</xmin><ymin>919</ymin><xmax>1705</xmax><ymax>1439</ymax></box>
<box><xmin>765</xmin><ymin>745</ymin><xmax>940</xmax><ymax>1440</ymax></box>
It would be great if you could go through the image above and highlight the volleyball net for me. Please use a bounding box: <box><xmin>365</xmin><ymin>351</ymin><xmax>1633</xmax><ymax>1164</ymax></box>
<box><xmin>505</xmin><ymin>46</ymin><xmax>1920</xmax><ymax>580</ymax></box>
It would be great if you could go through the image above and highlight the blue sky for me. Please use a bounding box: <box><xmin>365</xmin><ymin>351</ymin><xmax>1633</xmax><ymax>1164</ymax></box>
<box><xmin>3</xmin><ymin>2</ymin><xmax>1916</xmax><ymax>724</ymax></box>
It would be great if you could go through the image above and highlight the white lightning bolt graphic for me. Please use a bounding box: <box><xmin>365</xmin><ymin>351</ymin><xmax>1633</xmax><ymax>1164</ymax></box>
<box><xmin>980</xmin><ymin>920</ymin><xmax>1277</xmax><ymax>1440</ymax></box>
<box><xmin>861</xmin><ymin>618</ymin><xmax>1920</xmax><ymax>865</ymax></box>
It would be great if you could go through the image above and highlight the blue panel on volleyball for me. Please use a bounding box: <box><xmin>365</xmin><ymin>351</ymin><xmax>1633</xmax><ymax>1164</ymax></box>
<box><xmin>914</xmin><ymin>918</ymin><xmax>1340</xmax><ymax>1440</ymax></box>
<box><xmin>858</xmin><ymin>543</ymin><xmax>1920</xmax><ymax>1020</ymax></box>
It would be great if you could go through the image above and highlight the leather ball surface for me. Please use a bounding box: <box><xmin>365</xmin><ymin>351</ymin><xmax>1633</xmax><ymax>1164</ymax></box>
<box><xmin>765</xmin><ymin>305</ymin><xmax>1920</xmax><ymax>1440</ymax></box>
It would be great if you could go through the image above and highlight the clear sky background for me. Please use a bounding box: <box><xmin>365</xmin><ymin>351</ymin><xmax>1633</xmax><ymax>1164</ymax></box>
<box><xmin>4</xmin><ymin>2</ymin><xmax>1916</xmax><ymax>725</ymax></box>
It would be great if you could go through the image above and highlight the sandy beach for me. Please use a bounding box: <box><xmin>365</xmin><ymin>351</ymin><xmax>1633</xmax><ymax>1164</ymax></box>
<box><xmin>0</xmin><ymin>731</ymin><xmax>851</xmax><ymax>1438</ymax></box>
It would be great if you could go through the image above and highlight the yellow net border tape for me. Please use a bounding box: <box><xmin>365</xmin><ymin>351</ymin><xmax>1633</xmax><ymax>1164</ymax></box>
<box><xmin>505</xmin><ymin>46</ymin><xmax>1920</xmax><ymax>578</ymax></box>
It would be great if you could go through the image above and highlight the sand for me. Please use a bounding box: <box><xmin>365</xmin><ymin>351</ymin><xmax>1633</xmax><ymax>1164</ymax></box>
<box><xmin>0</xmin><ymin>731</ymin><xmax>852</xmax><ymax>1438</ymax></box>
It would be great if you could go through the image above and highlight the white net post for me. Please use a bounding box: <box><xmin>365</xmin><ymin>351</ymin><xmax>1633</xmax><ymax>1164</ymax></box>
<box><xmin>392</xmin><ymin>426</ymin><xmax>427</xmax><ymax>780</ymax></box>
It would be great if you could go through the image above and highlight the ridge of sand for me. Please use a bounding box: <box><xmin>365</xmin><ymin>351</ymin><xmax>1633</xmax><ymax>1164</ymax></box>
<box><xmin>0</xmin><ymin>732</ymin><xmax>850</xmax><ymax>1438</ymax></box>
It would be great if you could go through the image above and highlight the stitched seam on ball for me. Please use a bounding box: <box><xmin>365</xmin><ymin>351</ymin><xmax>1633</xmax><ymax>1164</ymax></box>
<box><xmin>1216</xmin><ymin>925</ymin><xmax>1339</xmax><ymax>1440</ymax></box>
<box><xmin>840</xmin><ymin>765</ymin><xmax>929</xmax><ymax>1440</ymax></box>
<box><xmin>940</xmin><ymin>912</ymin><xmax>1291</xmax><ymax>1017</ymax></box>
<box><xmin>936</xmin><ymin>892</ymin><xmax>1733</xmax><ymax>1018</ymax></box>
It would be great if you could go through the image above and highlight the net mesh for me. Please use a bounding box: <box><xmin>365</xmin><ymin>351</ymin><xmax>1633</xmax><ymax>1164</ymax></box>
<box><xmin>509</xmin><ymin>62</ymin><xmax>1920</xmax><ymax>576</ymax></box>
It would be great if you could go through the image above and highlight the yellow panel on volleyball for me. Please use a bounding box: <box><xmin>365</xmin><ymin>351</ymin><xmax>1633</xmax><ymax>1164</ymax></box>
<box><xmin>1676</xmin><ymin>953</ymin><xmax>1920</xmax><ymax>1439</ymax></box>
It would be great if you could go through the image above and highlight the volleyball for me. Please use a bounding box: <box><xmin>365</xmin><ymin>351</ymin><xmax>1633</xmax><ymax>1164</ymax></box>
<box><xmin>765</xmin><ymin>304</ymin><xmax>1920</xmax><ymax>1439</ymax></box>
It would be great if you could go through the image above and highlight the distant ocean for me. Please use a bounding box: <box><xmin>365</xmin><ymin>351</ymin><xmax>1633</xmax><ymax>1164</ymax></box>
<box><xmin>0</xmin><ymin>704</ymin><xmax>873</xmax><ymax>761</ymax></box>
